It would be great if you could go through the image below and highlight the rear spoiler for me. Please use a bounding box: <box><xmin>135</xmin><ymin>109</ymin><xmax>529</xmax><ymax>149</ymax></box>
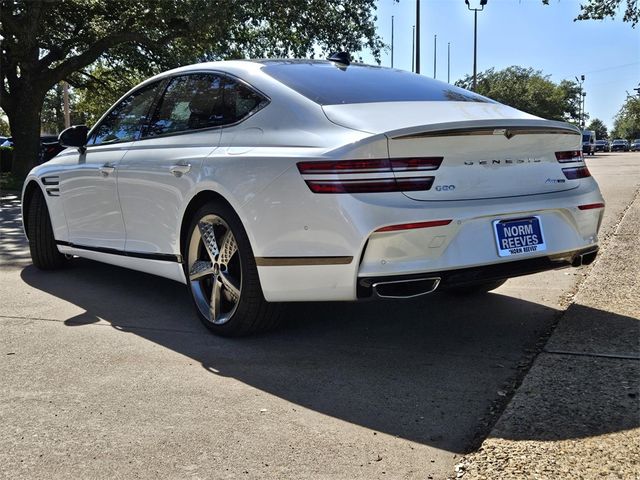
<box><xmin>384</xmin><ymin>118</ymin><xmax>581</xmax><ymax>140</ymax></box>
<box><xmin>392</xmin><ymin>124</ymin><xmax>581</xmax><ymax>140</ymax></box>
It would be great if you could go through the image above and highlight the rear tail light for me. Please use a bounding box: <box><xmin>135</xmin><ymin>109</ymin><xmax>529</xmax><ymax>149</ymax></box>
<box><xmin>562</xmin><ymin>166</ymin><xmax>591</xmax><ymax>180</ymax></box>
<box><xmin>389</xmin><ymin>157</ymin><xmax>443</xmax><ymax>171</ymax></box>
<box><xmin>578</xmin><ymin>203</ymin><xmax>605</xmax><ymax>210</ymax></box>
<box><xmin>297</xmin><ymin>159</ymin><xmax>390</xmax><ymax>174</ymax></box>
<box><xmin>555</xmin><ymin>151</ymin><xmax>583</xmax><ymax>163</ymax></box>
<box><xmin>297</xmin><ymin>157</ymin><xmax>443</xmax><ymax>194</ymax></box>
<box><xmin>375</xmin><ymin>219</ymin><xmax>452</xmax><ymax>233</ymax></box>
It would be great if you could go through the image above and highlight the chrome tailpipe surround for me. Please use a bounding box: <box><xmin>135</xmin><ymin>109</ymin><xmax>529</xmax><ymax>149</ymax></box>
<box><xmin>372</xmin><ymin>277</ymin><xmax>441</xmax><ymax>299</ymax></box>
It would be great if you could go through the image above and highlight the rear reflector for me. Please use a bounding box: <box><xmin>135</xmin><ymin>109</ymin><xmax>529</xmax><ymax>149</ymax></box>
<box><xmin>305</xmin><ymin>177</ymin><xmax>434</xmax><ymax>194</ymax></box>
<box><xmin>578</xmin><ymin>203</ymin><xmax>605</xmax><ymax>210</ymax></box>
<box><xmin>555</xmin><ymin>150</ymin><xmax>583</xmax><ymax>163</ymax></box>
<box><xmin>376</xmin><ymin>219</ymin><xmax>453</xmax><ymax>232</ymax></box>
<box><xmin>562</xmin><ymin>166</ymin><xmax>591</xmax><ymax>180</ymax></box>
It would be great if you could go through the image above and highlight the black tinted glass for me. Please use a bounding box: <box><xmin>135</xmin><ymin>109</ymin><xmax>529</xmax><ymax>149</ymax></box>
<box><xmin>89</xmin><ymin>82</ymin><xmax>160</xmax><ymax>145</ymax></box>
<box><xmin>262</xmin><ymin>62</ymin><xmax>492</xmax><ymax>105</ymax></box>
<box><xmin>145</xmin><ymin>73</ymin><xmax>266</xmax><ymax>137</ymax></box>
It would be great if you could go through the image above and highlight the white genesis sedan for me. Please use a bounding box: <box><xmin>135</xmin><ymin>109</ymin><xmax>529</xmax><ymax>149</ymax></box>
<box><xmin>22</xmin><ymin>57</ymin><xmax>605</xmax><ymax>336</ymax></box>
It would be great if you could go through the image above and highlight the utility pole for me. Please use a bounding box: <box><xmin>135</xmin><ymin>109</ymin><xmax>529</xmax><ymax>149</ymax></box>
<box><xmin>447</xmin><ymin>42</ymin><xmax>451</xmax><ymax>83</ymax></box>
<box><xmin>63</xmin><ymin>82</ymin><xmax>71</xmax><ymax>129</ymax></box>
<box><xmin>391</xmin><ymin>16</ymin><xmax>394</xmax><ymax>68</ymax></box>
<box><xmin>412</xmin><ymin>25</ymin><xmax>415</xmax><ymax>73</ymax></box>
<box><xmin>415</xmin><ymin>0</ymin><xmax>420</xmax><ymax>74</ymax></box>
<box><xmin>433</xmin><ymin>35</ymin><xmax>437</xmax><ymax>79</ymax></box>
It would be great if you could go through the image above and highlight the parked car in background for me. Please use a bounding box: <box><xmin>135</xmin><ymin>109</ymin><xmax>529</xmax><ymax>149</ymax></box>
<box><xmin>631</xmin><ymin>139</ymin><xmax>640</xmax><ymax>152</ymax></box>
<box><xmin>582</xmin><ymin>130</ymin><xmax>596</xmax><ymax>155</ymax></box>
<box><xmin>39</xmin><ymin>135</ymin><xmax>65</xmax><ymax>163</ymax></box>
<box><xmin>594</xmin><ymin>139</ymin><xmax>610</xmax><ymax>152</ymax></box>
<box><xmin>611</xmin><ymin>139</ymin><xmax>630</xmax><ymax>152</ymax></box>
<box><xmin>21</xmin><ymin>58</ymin><xmax>605</xmax><ymax>336</ymax></box>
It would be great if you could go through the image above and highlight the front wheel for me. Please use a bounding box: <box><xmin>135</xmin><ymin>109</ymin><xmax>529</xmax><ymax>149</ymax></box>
<box><xmin>27</xmin><ymin>188</ymin><xmax>68</xmax><ymax>270</ymax></box>
<box><xmin>184</xmin><ymin>201</ymin><xmax>282</xmax><ymax>336</ymax></box>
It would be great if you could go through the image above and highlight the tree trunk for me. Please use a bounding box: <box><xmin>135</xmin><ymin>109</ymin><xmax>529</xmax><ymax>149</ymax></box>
<box><xmin>7</xmin><ymin>88</ymin><xmax>46</xmax><ymax>179</ymax></box>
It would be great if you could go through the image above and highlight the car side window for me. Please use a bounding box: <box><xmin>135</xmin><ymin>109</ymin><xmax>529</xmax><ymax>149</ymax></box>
<box><xmin>221</xmin><ymin>77</ymin><xmax>267</xmax><ymax>124</ymax></box>
<box><xmin>144</xmin><ymin>73</ymin><xmax>267</xmax><ymax>137</ymax></box>
<box><xmin>88</xmin><ymin>82</ymin><xmax>161</xmax><ymax>145</ymax></box>
<box><xmin>145</xmin><ymin>74</ymin><xmax>225</xmax><ymax>137</ymax></box>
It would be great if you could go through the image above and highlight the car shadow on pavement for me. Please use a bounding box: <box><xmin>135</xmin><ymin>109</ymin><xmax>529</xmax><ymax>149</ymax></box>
<box><xmin>19</xmin><ymin>259</ymin><xmax>640</xmax><ymax>454</ymax></box>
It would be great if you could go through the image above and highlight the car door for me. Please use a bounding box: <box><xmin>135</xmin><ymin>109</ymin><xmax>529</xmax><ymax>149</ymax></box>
<box><xmin>60</xmin><ymin>81</ymin><xmax>162</xmax><ymax>250</ymax></box>
<box><xmin>116</xmin><ymin>73</ymin><xmax>226</xmax><ymax>256</ymax></box>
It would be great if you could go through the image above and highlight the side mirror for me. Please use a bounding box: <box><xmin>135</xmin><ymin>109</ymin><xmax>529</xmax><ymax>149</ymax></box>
<box><xmin>59</xmin><ymin>125</ymin><xmax>89</xmax><ymax>148</ymax></box>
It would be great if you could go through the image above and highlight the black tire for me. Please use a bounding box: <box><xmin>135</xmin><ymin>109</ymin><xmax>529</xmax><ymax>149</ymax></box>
<box><xmin>184</xmin><ymin>201</ymin><xmax>282</xmax><ymax>336</ymax></box>
<box><xmin>442</xmin><ymin>279</ymin><xmax>507</xmax><ymax>295</ymax></box>
<box><xmin>27</xmin><ymin>188</ymin><xmax>67</xmax><ymax>270</ymax></box>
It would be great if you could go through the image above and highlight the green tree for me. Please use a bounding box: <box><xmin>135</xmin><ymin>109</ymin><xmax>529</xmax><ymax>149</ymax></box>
<box><xmin>0</xmin><ymin>116</ymin><xmax>9</xmax><ymax>136</ymax></box>
<box><xmin>455</xmin><ymin>66</ymin><xmax>581</xmax><ymax>123</ymax></box>
<box><xmin>586</xmin><ymin>118</ymin><xmax>609</xmax><ymax>139</ymax></box>
<box><xmin>0</xmin><ymin>0</ymin><xmax>384</xmax><ymax>177</ymax></box>
<box><xmin>542</xmin><ymin>0</ymin><xmax>640</xmax><ymax>26</ymax></box>
<box><xmin>611</xmin><ymin>96</ymin><xmax>640</xmax><ymax>140</ymax></box>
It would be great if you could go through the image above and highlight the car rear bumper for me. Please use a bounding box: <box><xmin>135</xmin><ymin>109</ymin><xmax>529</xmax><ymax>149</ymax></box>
<box><xmin>356</xmin><ymin>246</ymin><xmax>598</xmax><ymax>298</ymax></box>
<box><xmin>247</xmin><ymin>169</ymin><xmax>604</xmax><ymax>302</ymax></box>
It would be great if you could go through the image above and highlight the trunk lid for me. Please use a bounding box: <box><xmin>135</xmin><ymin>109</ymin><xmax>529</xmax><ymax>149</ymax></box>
<box><xmin>322</xmin><ymin>102</ymin><xmax>582</xmax><ymax>201</ymax></box>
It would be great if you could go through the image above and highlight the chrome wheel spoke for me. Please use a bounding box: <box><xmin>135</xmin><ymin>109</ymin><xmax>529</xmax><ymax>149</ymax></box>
<box><xmin>219</xmin><ymin>271</ymin><xmax>240</xmax><ymax>301</ymax></box>
<box><xmin>198</xmin><ymin>221</ymin><xmax>219</xmax><ymax>262</ymax></box>
<box><xmin>218</xmin><ymin>231</ymin><xmax>238</xmax><ymax>265</ymax></box>
<box><xmin>189</xmin><ymin>213</ymin><xmax>242</xmax><ymax>326</ymax></box>
<box><xmin>189</xmin><ymin>260</ymin><xmax>214</xmax><ymax>281</ymax></box>
<box><xmin>210</xmin><ymin>278</ymin><xmax>222</xmax><ymax>322</ymax></box>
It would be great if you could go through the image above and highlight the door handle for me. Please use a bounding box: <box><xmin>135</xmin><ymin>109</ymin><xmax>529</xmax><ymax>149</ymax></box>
<box><xmin>99</xmin><ymin>164</ymin><xmax>116</xmax><ymax>177</ymax></box>
<box><xmin>169</xmin><ymin>162</ymin><xmax>192</xmax><ymax>177</ymax></box>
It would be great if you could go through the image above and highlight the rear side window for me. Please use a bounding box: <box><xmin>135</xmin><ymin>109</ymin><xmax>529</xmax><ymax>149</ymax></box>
<box><xmin>144</xmin><ymin>73</ymin><xmax>267</xmax><ymax>137</ymax></box>
<box><xmin>88</xmin><ymin>82</ymin><xmax>161</xmax><ymax>145</ymax></box>
<box><xmin>261</xmin><ymin>61</ymin><xmax>492</xmax><ymax>105</ymax></box>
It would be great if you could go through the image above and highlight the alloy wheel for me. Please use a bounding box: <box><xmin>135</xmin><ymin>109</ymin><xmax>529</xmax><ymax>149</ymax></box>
<box><xmin>188</xmin><ymin>214</ymin><xmax>241</xmax><ymax>325</ymax></box>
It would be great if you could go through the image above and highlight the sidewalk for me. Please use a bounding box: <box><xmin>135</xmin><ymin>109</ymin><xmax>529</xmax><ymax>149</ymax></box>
<box><xmin>457</xmin><ymin>191</ymin><xmax>640</xmax><ymax>479</ymax></box>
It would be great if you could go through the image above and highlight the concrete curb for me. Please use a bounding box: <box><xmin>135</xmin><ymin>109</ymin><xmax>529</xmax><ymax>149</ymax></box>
<box><xmin>456</xmin><ymin>189</ymin><xmax>640</xmax><ymax>479</ymax></box>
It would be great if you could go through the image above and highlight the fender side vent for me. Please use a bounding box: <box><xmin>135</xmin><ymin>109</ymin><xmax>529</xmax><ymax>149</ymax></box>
<box><xmin>42</xmin><ymin>176</ymin><xmax>60</xmax><ymax>196</ymax></box>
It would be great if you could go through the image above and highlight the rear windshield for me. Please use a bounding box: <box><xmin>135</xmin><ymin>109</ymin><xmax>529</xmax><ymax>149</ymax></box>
<box><xmin>261</xmin><ymin>61</ymin><xmax>493</xmax><ymax>105</ymax></box>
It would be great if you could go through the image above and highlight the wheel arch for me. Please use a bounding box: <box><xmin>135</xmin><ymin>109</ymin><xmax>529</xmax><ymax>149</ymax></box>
<box><xmin>179</xmin><ymin>190</ymin><xmax>239</xmax><ymax>258</ymax></box>
<box><xmin>21</xmin><ymin>180</ymin><xmax>43</xmax><ymax>240</ymax></box>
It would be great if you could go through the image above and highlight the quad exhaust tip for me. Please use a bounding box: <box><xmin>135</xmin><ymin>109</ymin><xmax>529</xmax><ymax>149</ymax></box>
<box><xmin>372</xmin><ymin>277</ymin><xmax>441</xmax><ymax>299</ymax></box>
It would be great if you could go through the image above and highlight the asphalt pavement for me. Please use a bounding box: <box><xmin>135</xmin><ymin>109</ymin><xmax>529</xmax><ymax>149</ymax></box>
<box><xmin>1</xmin><ymin>152</ymin><xmax>639</xmax><ymax>479</ymax></box>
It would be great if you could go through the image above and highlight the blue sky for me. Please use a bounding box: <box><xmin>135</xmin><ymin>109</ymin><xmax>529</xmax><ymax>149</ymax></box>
<box><xmin>360</xmin><ymin>0</ymin><xmax>639</xmax><ymax>131</ymax></box>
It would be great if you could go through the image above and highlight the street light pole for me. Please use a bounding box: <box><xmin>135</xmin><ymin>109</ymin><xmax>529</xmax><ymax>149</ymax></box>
<box><xmin>581</xmin><ymin>92</ymin><xmax>587</xmax><ymax>129</ymax></box>
<box><xmin>412</xmin><ymin>25</ymin><xmax>415</xmax><ymax>73</ymax></box>
<box><xmin>465</xmin><ymin>0</ymin><xmax>488</xmax><ymax>92</ymax></box>
<box><xmin>433</xmin><ymin>34</ymin><xmax>437</xmax><ymax>79</ymax></box>
<box><xmin>575</xmin><ymin>74</ymin><xmax>585</xmax><ymax>129</ymax></box>
<box><xmin>447</xmin><ymin>42</ymin><xmax>451</xmax><ymax>83</ymax></box>
<box><xmin>391</xmin><ymin>15</ymin><xmax>394</xmax><ymax>68</ymax></box>
<box><xmin>416</xmin><ymin>0</ymin><xmax>421</xmax><ymax>74</ymax></box>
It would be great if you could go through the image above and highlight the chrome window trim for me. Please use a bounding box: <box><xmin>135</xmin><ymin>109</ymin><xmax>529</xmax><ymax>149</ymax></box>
<box><xmin>85</xmin><ymin>70</ymin><xmax>271</xmax><ymax>148</ymax></box>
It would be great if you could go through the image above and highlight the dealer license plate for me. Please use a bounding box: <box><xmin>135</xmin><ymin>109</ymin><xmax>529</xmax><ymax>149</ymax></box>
<box><xmin>493</xmin><ymin>216</ymin><xmax>546</xmax><ymax>257</ymax></box>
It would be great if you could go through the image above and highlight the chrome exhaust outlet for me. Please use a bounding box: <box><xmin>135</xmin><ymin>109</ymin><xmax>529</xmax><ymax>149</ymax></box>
<box><xmin>372</xmin><ymin>277</ymin><xmax>441</xmax><ymax>299</ymax></box>
<box><xmin>572</xmin><ymin>248</ymin><xmax>598</xmax><ymax>267</ymax></box>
